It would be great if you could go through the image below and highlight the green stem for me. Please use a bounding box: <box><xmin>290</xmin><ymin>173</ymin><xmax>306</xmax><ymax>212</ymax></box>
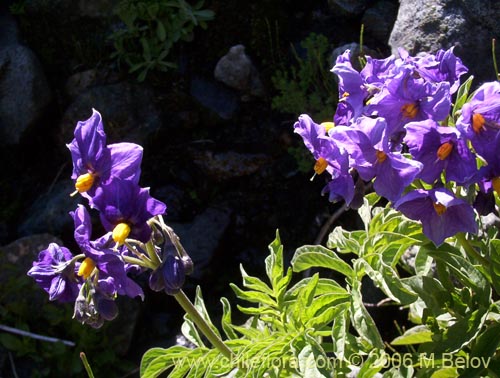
<box><xmin>79</xmin><ymin>352</ymin><xmax>95</xmax><ymax>378</ymax></box>
<box><xmin>173</xmin><ymin>290</ymin><xmax>234</xmax><ymax>359</ymax></box>
<box><xmin>122</xmin><ymin>255</ymin><xmax>156</xmax><ymax>270</ymax></box>
<box><xmin>455</xmin><ymin>233</ymin><xmax>489</xmax><ymax>266</ymax></box>
<box><xmin>492</xmin><ymin>38</ymin><xmax>499</xmax><ymax>81</ymax></box>
<box><xmin>145</xmin><ymin>240</ymin><xmax>162</xmax><ymax>267</ymax></box>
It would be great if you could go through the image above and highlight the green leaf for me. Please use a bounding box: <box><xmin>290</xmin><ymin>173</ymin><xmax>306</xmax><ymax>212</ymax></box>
<box><xmin>286</xmin><ymin>277</ymin><xmax>347</xmax><ymax>298</ymax></box>
<box><xmin>331</xmin><ymin>302</ymin><xmax>351</xmax><ymax>360</ymax></box>
<box><xmin>230</xmin><ymin>283</ymin><xmax>277</xmax><ymax>307</ymax></box>
<box><xmin>220</xmin><ymin>297</ymin><xmax>238</xmax><ymax>340</ymax></box>
<box><xmin>427</xmin><ymin>250</ymin><xmax>491</xmax><ymax>306</ymax></box>
<box><xmin>489</xmin><ymin>239</ymin><xmax>500</xmax><ymax>296</ymax></box>
<box><xmin>296</xmin><ymin>344</ymin><xmax>328</xmax><ymax>378</ymax></box>
<box><xmin>391</xmin><ymin>325</ymin><xmax>433</xmax><ymax>345</ymax></box>
<box><xmin>405</xmin><ymin>275</ymin><xmax>451</xmax><ymax>316</ymax></box>
<box><xmin>140</xmin><ymin>37</ymin><xmax>152</xmax><ymax>62</ymax></box>
<box><xmin>0</xmin><ymin>333</ymin><xmax>23</xmax><ymax>351</ymax></box>
<box><xmin>452</xmin><ymin>75</ymin><xmax>474</xmax><ymax>117</ymax></box>
<box><xmin>140</xmin><ymin>346</ymin><xmax>191</xmax><ymax>378</ymax></box>
<box><xmin>327</xmin><ymin>227</ymin><xmax>365</xmax><ymax>255</ymax></box>
<box><xmin>240</xmin><ymin>265</ymin><xmax>273</xmax><ymax>296</ymax></box>
<box><xmin>350</xmin><ymin>284</ymin><xmax>384</xmax><ymax>349</ymax></box>
<box><xmin>265</xmin><ymin>230</ymin><xmax>285</xmax><ymax>289</ymax></box>
<box><xmin>292</xmin><ymin>245</ymin><xmax>354</xmax><ymax>278</ymax></box>
<box><xmin>356</xmin><ymin>349</ymin><xmax>386</xmax><ymax>378</ymax></box>
<box><xmin>156</xmin><ymin>21</ymin><xmax>166</xmax><ymax>41</ymax></box>
<box><xmin>137</xmin><ymin>67</ymin><xmax>149</xmax><ymax>82</ymax></box>
<box><xmin>356</xmin><ymin>258</ymin><xmax>417</xmax><ymax>305</ymax></box>
<box><xmin>423</xmin><ymin>307</ymin><xmax>489</xmax><ymax>354</ymax></box>
<box><xmin>460</xmin><ymin>322</ymin><xmax>500</xmax><ymax>377</ymax></box>
<box><xmin>182</xmin><ymin>316</ymin><xmax>205</xmax><ymax>348</ymax></box>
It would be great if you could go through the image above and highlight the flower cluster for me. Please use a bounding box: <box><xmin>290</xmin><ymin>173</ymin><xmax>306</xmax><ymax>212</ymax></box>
<box><xmin>28</xmin><ymin>109</ymin><xmax>191</xmax><ymax>328</ymax></box>
<box><xmin>295</xmin><ymin>47</ymin><xmax>500</xmax><ymax>246</ymax></box>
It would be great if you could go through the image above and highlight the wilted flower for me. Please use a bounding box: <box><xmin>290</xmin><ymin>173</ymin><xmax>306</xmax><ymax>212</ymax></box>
<box><xmin>73</xmin><ymin>278</ymin><xmax>118</xmax><ymax>329</ymax></box>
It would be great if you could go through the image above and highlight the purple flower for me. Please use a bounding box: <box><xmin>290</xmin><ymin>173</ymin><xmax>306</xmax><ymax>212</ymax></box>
<box><xmin>294</xmin><ymin>114</ymin><xmax>355</xmax><ymax>206</ymax></box>
<box><xmin>27</xmin><ymin>243</ymin><xmax>80</xmax><ymax>303</ymax></box>
<box><xmin>456</xmin><ymin>81</ymin><xmax>500</xmax><ymax>163</ymax></box>
<box><xmin>71</xmin><ymin>205</ymin><xmax>144</xmax><ymax>300</ymax></box>
<box><xmin>366</xmin><ymin>67</ymin><xmax>451</xmax><ymax>141</ymax></box>
<box><xmin>401</xmin><ymin>47</ymin><xmax>468</xmax><ymax>94</ymax></box>
<box><xmin>331</xmin><ymin>50</ymin><xmax>368</xmax><ymax>123</ymax></box>
<box><xmin>67</xmin><ymin>109</ymin><xmax>143</xmax><ymax>198</ymax></box>
<box><xmin>404</xmin><ymin>119</ymin><xmax>477</xmax><ymax>185</ymax></box>
<box><xmin>331</xmin><ymin>117</ymin><xmax>422</xmax><ymax>202</ymax></box>
<box><xmin>92</xmin><ymin>178</ymin><xmax>167</xmax><ymax>244</ymax></box>
<box><xmin>394</xmin><ymin>188</ymin><xmax>478</xmax><ymax>246</ymax></box>
<box><xmin>360</xmin><ymin>54</ymin><xmax>399</xmax><ymax>87</ymax></box>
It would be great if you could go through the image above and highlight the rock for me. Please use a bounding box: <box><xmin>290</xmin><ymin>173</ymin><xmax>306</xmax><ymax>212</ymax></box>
<box><xmin>327</xmin><ymin>0</ymin><xmax>368</xmax><ymax>16</ymax></box>
<box><xmin>64</xmin><ymin>69</ymin><xmax>98</xmax><ymax>100</ymax></box>
<box><xmin>190</xmin><ymin>76</ymin><xmax>240</xmax><ymax>120</ymax></box>
<box><xmin>169</xmin><ymin>205</ymin><xmax>232</xmax><ymax>279</ymax></box>
<box><xmin>190</xmin><ymin>149</ymin><xmax>270</xmax><ymax>182</ymax></box>
<box><xmin>361</xmin><ymin>0</ymin><xmax>399</xmax><ymax>44</ymax></box>
<box><xmin>389</xmin><ymin>0</ymin><xmax>500</xmax><ymax>84</ymax></box>
<box><xmin>59</xmin><ymin>82</ymin><xmax>162</xmax><ymax>145</ymax></box>
<box><xmin>17</xmin><ymin>179</ymin><xmax>78</xmax><ymax>238</ymax></box>
<box><xmin>0</xmin><ymin>7</ymin><xmax>20</xmax><ymax>46</ymax></box>
<box><xmin>214</xmin><ymin>44</ymin><xmax>265</xmax><ymax>97</ymax></box>
<box><xmin>0</xmin><ymin>44</ymin><xmax>52</xmax><ymax>144</ymax></box>
<box><xmin>25</xmin><ymin>0</ymin><xmax>118</xmax><ymax>20</ymax></box>
<box><xmin>2</xmin><ymin>233</ymin><xmax>63</xmax><ymax>266</ymax></box>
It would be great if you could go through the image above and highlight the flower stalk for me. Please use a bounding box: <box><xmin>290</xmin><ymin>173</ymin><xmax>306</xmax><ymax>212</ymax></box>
<box><xmin>173</xmin><ymin>289</ymin><xmax>234</xmax><ymax>359</ymax></box>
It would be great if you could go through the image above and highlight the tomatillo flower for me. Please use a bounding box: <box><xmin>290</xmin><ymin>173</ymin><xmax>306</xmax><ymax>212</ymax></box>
<box><xmin>67</xmin><ymin>109</ymin><xmax>143</xmax><ymax>198</ymax></box>
<box><xmin>91</xmin><ymin>178</ymin><xmax>167</xmax><ymax>244</ymax></box>
<box><xmin>394</xmin><ymin>188</ymin><xmax>478</xmax><ymax>246</ymax></box>
<box><xmin>27</xmin><ymin>243</ymin><xmax>81</xmax><ymax>302</ymax></box>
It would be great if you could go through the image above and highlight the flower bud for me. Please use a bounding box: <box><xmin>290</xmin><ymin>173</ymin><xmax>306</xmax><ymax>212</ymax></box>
<box><xmin>162</xmin><ymin>255</ymin><xmax>185</xmax><ymax>295</ymax></box>
<box><xmin>148</xmin><ymin>268</ymin><xmax>165</xmax><ymax>292</ymax></box>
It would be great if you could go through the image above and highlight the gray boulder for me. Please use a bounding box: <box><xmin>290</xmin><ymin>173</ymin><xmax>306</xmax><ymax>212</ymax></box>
<box><xmin>18</xmin><ymin>180</ymin><xmax>78</xmax><ymax>237</ymax></box>
<box><xmin>214</xmin><ymin>44</ymin><xmax>265</xmax><ymax>98</ymax></box>
<box><xmin>0</xmin><ymin>44</ymin><xmax>52</xmax><ymax>144</ymax></box>
<box><xmin>327</xmin><ymin>0</ymin><xmax>368</xmax><ymax>16</ymax></box>
<box><xmin>389</xmin><ymin>0</ymin><xmax>500</xmax><ymax>84</ymax></box>
<box><xmin>169</xmin><ymin>205</ymin><xmax>232</xmax><ymax>279</ymax></box>
<box><xmin>59</xmin><ymin>82</ymin><xmax>162</xmax><ymax>146</ymax></box>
